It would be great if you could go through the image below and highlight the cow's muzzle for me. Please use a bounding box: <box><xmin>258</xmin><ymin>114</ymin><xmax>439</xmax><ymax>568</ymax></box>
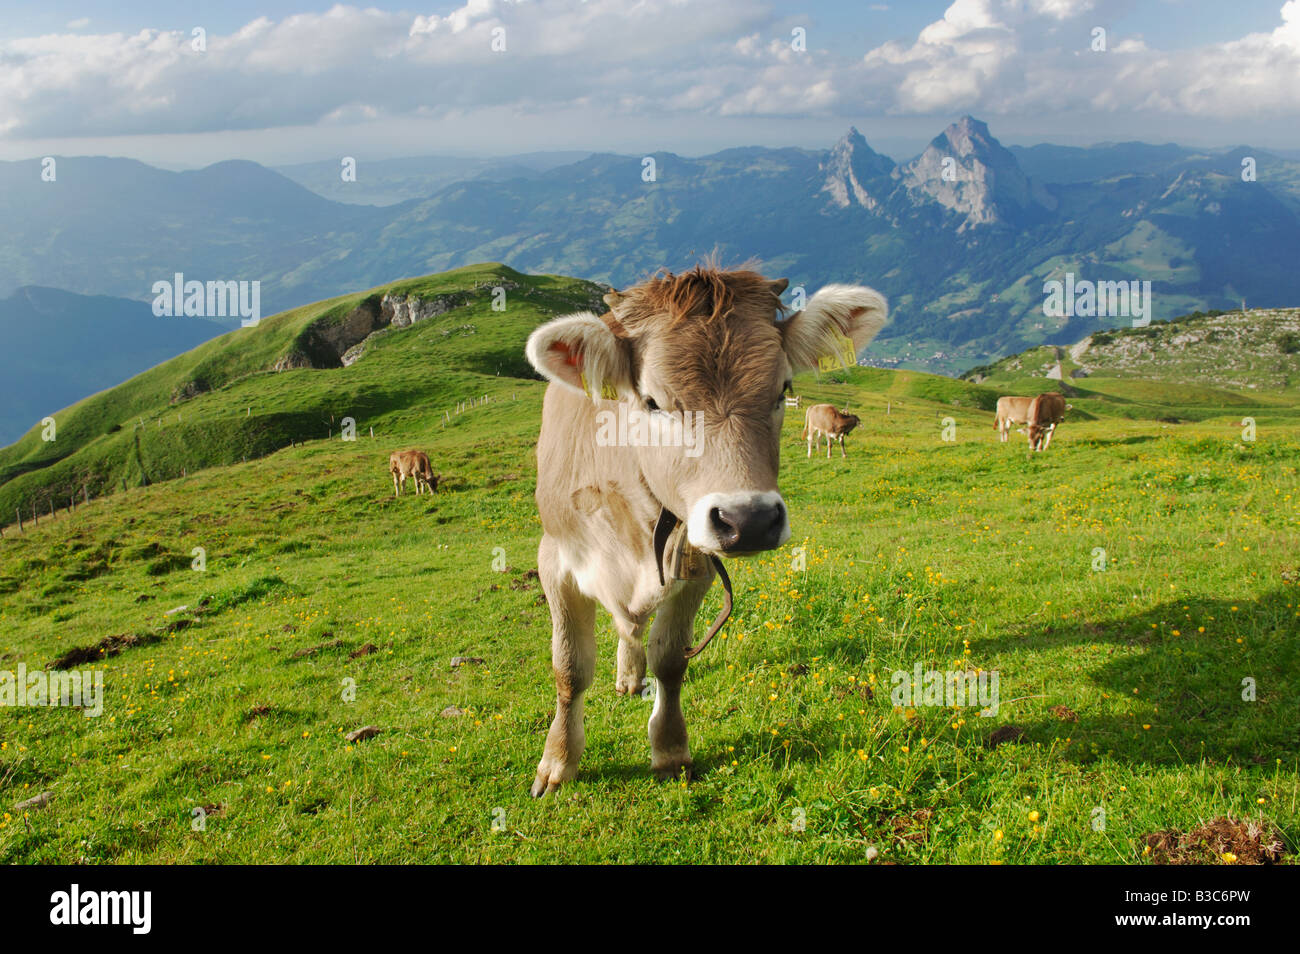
<box><xmin>687</xmin><ymin>491</ymin><xmax>790</xmax><ymax>555</ymax></box>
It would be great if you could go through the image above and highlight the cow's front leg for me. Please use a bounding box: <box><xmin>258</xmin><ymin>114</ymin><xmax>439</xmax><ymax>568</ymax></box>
<box><xmin>646</xmin><ymin>577</ymin><xmax>710</xmax><ymax>781</ymax></box>
<box><xmin>614</xmin><ymin>617</ymin><xmax>647</xmax><ymax>695</ymax></box>
<box><xmin>532</xmin><ymin>535</ymin><xmax>597</xmax><ymax>796</ymax></box>
<box><xmin>839</xmin><ymin>435</ymin><xmax>847</xmax><ymax>458</ymax></box>
<box><xmin>392</xmin><ymin>472</ymin><xmax>399</xmax><ymax>497</ymax></box>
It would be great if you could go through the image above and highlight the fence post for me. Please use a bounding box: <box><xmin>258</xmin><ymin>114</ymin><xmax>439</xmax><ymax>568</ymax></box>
<box><xmin>15</xmin><ymin>509</ymin><xmax>22</xmax><ymax>533</ymax></box>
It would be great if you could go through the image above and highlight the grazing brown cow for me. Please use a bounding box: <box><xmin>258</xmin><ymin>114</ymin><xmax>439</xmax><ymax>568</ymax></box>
<box><xmin>803</xmin><ymin>403</ymin><xmax>860</xmax><ymax>458</ymax></box>
<box><xmin>1026</xmin><ymin>392</ymin><xmax>1068</xmax><ymax>452</ymax></box>
<box><xmin>389</xmin><ymin>449</ymin><xmax>438</xmax><ymax>496</ymax></box>
<box><xmin>524</xmin><ymin>267</ymin><xmax>887</xmax><ymax>795</ymax></box>
<box><xmin>993</xmin><ymin>395</ymin><xmax>1035</xmax><ymax>443</ymax></box>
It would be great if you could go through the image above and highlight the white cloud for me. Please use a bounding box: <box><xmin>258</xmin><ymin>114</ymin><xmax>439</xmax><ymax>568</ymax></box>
<box><xmin>0</xmin><ymin>0</ymin><xmax>1298</xmax><ymax>144</ymax></box>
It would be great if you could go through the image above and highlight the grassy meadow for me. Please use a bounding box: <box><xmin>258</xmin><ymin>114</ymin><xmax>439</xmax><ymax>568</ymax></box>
<box><xmin>1</xmin><ymin>271</ymin><xmax>1297</xmax><ymax>864</ymax></box>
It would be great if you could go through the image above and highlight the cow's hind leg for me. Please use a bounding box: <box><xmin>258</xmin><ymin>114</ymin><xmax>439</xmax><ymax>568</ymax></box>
<box><xmin>645</xmin><ymin>577</ymin><xmax>710</xmax><ymax>781</ymax></box>
<box><xmin>614</xmin><ymin>617</ymin><xmax>647</xmax><ymax>696</ymax></box>
<box><xmin>532</xmin><ymin>534</ymin><xmax>597</xmax><ymax>797</ymax></box>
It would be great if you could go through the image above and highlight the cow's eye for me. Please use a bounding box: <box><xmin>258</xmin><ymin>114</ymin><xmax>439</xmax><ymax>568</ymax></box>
<box><xmin>643</xmin><ymin>396</ymin><xmax>660</xmax><ymax>412</ymax></box>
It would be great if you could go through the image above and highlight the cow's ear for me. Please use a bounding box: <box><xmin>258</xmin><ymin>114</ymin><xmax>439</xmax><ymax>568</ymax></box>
<box><xmin>526</xmin><ymin>312</ymin><xmax>634</xmax><ymax>400</ymax></box>
<box><xmin>780</xmin><ymin>285</ymin><xmax>888</xmax><ymax>371</ymax></box>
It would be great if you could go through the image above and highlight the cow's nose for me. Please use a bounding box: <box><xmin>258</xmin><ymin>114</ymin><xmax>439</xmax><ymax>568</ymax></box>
<box><xmin>708</xmin><ymin>499</ymin><xmax>786</xmax><ymax>553</ymax></box>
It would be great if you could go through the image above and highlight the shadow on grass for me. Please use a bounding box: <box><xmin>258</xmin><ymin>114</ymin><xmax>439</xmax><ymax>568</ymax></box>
<box><xmin>1074</xmin><ymin>435</ymin><xmax>1160</xmax><ymax>447</ymax></box>
<box><xmin>972</xmin><ymin>587</ymin><xmax>1300</xmax><ymax>767</ymax></box>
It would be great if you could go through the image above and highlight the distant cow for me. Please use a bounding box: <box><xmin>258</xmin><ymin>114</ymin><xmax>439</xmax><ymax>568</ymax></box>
<box><xmin>1026</xmin><ymin>393</ymin><xmax>1068</xmax><ymax>452</ymax></box>
<box><xmin>389</xmin><ymin>449</ymin><xmax>438</xmax><ymax>496</ymax></box>
<box><xmin>993</xmin><ymin>396</ymin><xmax>1035</xmax><ymax>443</ymax></box>
<box><xmin>803</xmin><ymin>404</ymin><xmax>861</xmax><ymax>458</ymax></box>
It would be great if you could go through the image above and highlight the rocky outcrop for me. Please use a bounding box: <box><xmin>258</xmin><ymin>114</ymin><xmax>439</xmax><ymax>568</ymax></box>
<box><xmin>381</xmin><ymin>292</ymin><xmax>465</xmax><ymax>328</ymax></box>
<box><xmin>272</xmin><ymin>290</ymin><xmax>468</xmax><ymax>370</ymax></box>
<box><xmin>273</xmin><ymin>351</ymin><xmax>314</xmax><ymax>371</ymax></box>
<box><xmin>169</xmin><ymin>378</ymin><xmax>211</xmax><ymax>404</ymax></box>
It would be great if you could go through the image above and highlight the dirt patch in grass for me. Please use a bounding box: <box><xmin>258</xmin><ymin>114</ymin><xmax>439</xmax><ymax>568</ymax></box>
<box><xmin>1143</xmin><ymin>817</ymin><xmax>1286</xmax><ymax>865</ymax></box>
<box><xmin>1048</xmin><ymin>704</ymin><xmax>1079</xmax><ymax>722</ymax></box>
<box><xmin>291</xmin><ymin>638</ymin><xmax>345</xmax><ymax>658</ymax></box>
<box><xmin>890</xmin><ymin>808</ymin><xmax>934</xmax><ymax>846</ymax></box>
<box><xmin>48</xmin><ymin>632</ymin><xmax>162</xmax><ymax>669</ymax></box>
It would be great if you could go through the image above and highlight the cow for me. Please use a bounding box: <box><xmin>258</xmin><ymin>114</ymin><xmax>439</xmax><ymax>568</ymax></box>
<box><xmin>389</xmin><ymin>449</ymin><xmax>439</xmax><ymax>496</ymax></box>
<box><xmin>523</xmin><ymin>266</ymin><xmax>887</xmax><ymax>795</ymax></box>
<box><xmin>1026</xmin><ymin>392</ymin><xmax>1068</xmax><ymax>452</ymax></box>
<box><xmin>802</xmin><ymin>403</ymin><xmax>860</xmax><ymax>458</ymax></box>
<box><xmin>993</xmin><ymin>395</ymin><xmax>1035</xmax><ymax>443</ymax></box>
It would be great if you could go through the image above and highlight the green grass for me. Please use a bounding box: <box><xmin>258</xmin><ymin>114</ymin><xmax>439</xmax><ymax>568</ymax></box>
<box><xmin>1</xmin><ymin>270</ymin><xmax>1298</xmax><ymax>863</ymax></box>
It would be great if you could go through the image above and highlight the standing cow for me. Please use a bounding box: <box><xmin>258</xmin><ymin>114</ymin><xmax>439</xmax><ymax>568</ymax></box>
<box><xmin>1026</xmin><ymin>392</ymin><xmax>1067</xmax><ymax>452</ymax></box>
<box><xmin>389</xmin><ymin>449</ymin><xmax>438</xmax><ymax>496</ymax></box>
<box><xmin>993</xmin><ymin>395</ymin><xmax>1035</xmax><ymax>443</ymax></box>
<box><xmin>803</xmin><ymin>403</ymin><xmax>860</xmax><ymax>458</ymax></box>
<box><xmin>524</xmin><ymin>267</ymin><xmax>887</xmax><ymax>794</ymax></box>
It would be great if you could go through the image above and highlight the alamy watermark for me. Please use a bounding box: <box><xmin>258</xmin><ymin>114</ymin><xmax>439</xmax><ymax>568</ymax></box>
<box><xmin>1043</xmin><ymin>273</ymin><xmax>1152</xmax><ymax>327</ymax></box>
<box><xmin>0</xmin><ymin>664</ymin><xmax>103</xmax><ymax>717</ymax></box>
<box><xmin>890</xmin><ymin>664</ymin><xmax>999</xmax><ymax>716</ymax></box>
<box><xmin>152</xmin><ymin>273</ymin><xmax>261</xmax><ymax>326</ymax></box>
<box><xmin>595</xmin><ymin>404</ymin><xmax>702</xmax><ymax>457</ymax></box>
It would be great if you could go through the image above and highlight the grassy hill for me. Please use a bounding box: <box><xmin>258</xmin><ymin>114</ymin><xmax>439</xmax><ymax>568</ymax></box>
<box><xmin>0</xmin><ymin>264</ymin><xmax>607</xmax><ymax>523</ymax></box>
<box><xmin>960</xmin><ymin>308</ymin><xmax>1300</xmax><ymax>424</ymax></box>
<box><xmin>1</xmin><ymin>268</ymin><xmax>1297</xmax><ymax>864</ymax></box>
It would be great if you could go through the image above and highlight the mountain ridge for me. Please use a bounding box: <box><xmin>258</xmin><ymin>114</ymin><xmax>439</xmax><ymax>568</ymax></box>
<box><xmin>4</xmin><ymin>119</ymin><xmax>1300</xmax><ymax>375</ymax></box>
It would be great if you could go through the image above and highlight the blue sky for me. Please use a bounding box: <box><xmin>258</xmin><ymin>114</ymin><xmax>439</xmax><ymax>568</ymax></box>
<box><xmin>1</xmin><ymin>1</ymin><xmax>1298</xmax><ymax>165</ymax></box>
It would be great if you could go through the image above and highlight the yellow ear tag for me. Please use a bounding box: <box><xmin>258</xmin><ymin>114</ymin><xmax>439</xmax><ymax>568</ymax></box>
<box><xmin>817</xmin><ymin>329</ymin><xmax>858</xmax><ymax>373</ymax></box>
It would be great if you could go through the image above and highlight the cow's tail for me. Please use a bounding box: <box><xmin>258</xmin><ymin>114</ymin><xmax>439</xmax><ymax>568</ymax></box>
<box><xmin>801</xmin><ymin>407</ymin><xmax>812</xmax><ymax>440</ymax></box>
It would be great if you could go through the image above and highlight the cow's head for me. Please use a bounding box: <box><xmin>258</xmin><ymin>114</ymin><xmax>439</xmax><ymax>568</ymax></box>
<box><xmin>840</xmin><ymin>412</ymin><xmax>861</xmax><ymax>434</ymax></box>
<box><xmin>526</xmin><ymin>267</ymin><xmax>887</xmax><ymax>556</ymax></box>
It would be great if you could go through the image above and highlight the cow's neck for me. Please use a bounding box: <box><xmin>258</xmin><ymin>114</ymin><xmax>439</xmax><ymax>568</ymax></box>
<box><xmin>650</xmin><ymin>506</ymin><xmax>734</xmax><ymax>659</ymax></box>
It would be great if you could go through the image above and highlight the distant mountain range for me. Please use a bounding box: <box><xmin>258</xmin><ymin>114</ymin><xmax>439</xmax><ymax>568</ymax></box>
<box><xmin>0</xmin><ymin>287</ymin><xmax>227</xmax><ymax>445</ymax></box>
<box><xmin>3</xmin><ymin>116</ymin><xmax>1298</xmax><ymax>378</ymax></box>
<box><xmin>273</xmin><ymin>152</ymin><xmax>593</xmax><ymax>206</ymax></box>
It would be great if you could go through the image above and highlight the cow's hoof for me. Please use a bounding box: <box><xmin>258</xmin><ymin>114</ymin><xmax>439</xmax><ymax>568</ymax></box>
<box><xmin>529</xmin><ymin>775</ymin><xmax>559</xmax><ymax>798</ymax></box>
<box><xmin>652</xmin><ymin>761</ymin><xmax>693</xmax><ymax>783</ymax></box>
<box><xmin>530</xmin><ymin>758</ymin><xmax>576</xmax><ymax>797</ymax></box>
<box><xmin>614</xmin><ymin>674</ymin><xmax>644</xmax><ymax>696</ymax></box>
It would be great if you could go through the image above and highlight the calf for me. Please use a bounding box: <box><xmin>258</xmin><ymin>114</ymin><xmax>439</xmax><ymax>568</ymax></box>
<box><xmin>524</xmin><ymin>267</ymin><xmax>887</xmax><ymax>794</ymax></box>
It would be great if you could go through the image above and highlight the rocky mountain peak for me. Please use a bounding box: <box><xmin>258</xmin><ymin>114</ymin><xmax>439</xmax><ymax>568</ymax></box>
<box><xmin>821</xmin><ymin>126</ymin><xmax>896</xmax><ymax>210</ymax></box>
<box><xmin>899</xmin><ymin>115</ymin><xmax>1057</xmax><ymax>230</ymax></box>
